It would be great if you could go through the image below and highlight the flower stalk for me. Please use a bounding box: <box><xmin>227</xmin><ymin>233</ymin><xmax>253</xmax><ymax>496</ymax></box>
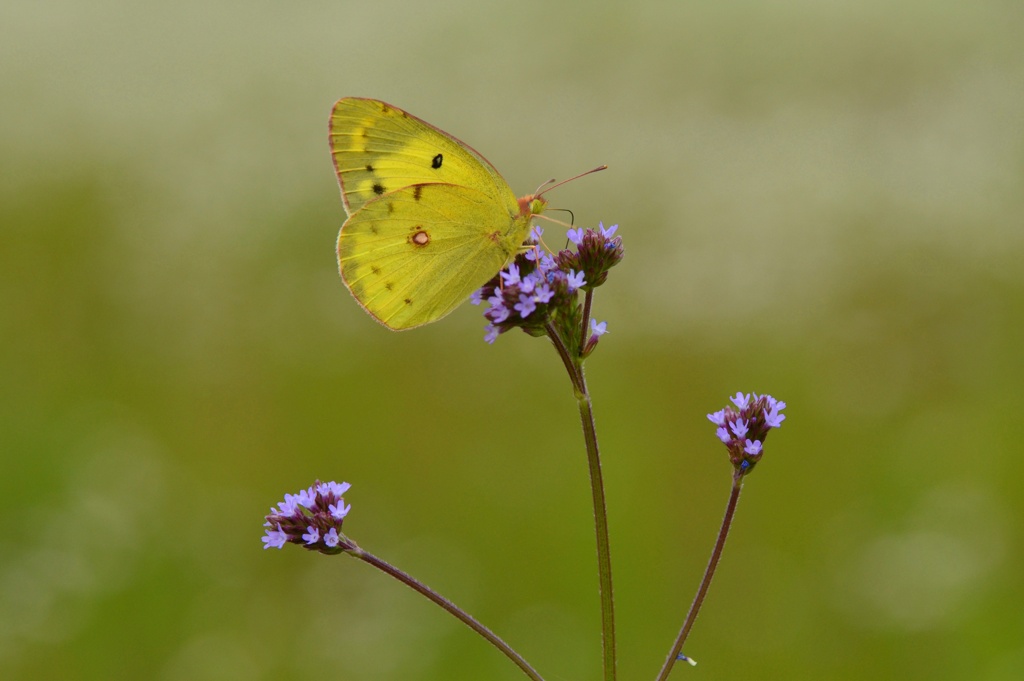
<box><xmin>573</xmin><ymin>367</ymin><xmax>617</xmax><ymax>681</ymax></box>
<box><xmin>654</xmin><ymin>392</ymin><xmax>786</xmax><ymax>678</ymax></box>
<box><xmin>547</xmin><ymin>317</ymin><xmax>617</xmax><ymax>681</ymax></box>
<box><xmin>480</xmin><ymin>223</ymin><xmax>623</xmax><ymax>681</ymax></box>
<box><xmin>655</xmin><ymin>471</ymin><xmax>743</xmax><ymax>681</ymax></box>
<box><xmin>354</xmin><ymin>547</ymin><xmax>547</xmax><ymax>681</ymax></box>
<box><xmin>263</xmin><ymin>482</ymin><xmax>545</xmax><ymax>681</ymax></box>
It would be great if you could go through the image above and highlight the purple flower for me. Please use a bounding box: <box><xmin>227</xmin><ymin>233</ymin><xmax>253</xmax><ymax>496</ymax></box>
<box><xmin>329</xmin><ymin>500</ymin><xmax>351</xmax><ymax>520</ymax></box>
<box><xmin>262</xmin><ymin>524</ymin><xmax>288</xmax><ymax>550</ymax></box>
<box><xmin>534</xmin><ymin>283</ymin><xmax>554</xmax><ymax>304</ymax></box>
<box><xmin>302</xmin><ymin>526</ymin><xmax>320</xmax><ymax>545</ymax></box>
<box><xmin>262</xmin><ymin>480</ymin><xmax>354</xmax><ymax>554</ymax></box>
<box><xmin>488</xmin><ymin>298</ymin><xmax>510</xmax><ymax>323</ymax></box>
<box><xmin>730</xmin><ymin>392</ymin><xmax>750</xmax><ymax>409</ymax></box>
<box><xmin>764</xmin><ymin>400</ymin><xmax>787</xmax><ymax>428</ymax></box>
<box><xmin>478</xmin><ymin>219</ymin><xmax>623</xmax><ymax>346</ymax></box>
<box><xmin>303</xmin><ymin>488</ymin><xmax>323</xmax><ymax>508</ymax></box>
<box><xmin>501</xmin><ymin>264</ymin><xmax>521</xmax><ymax>286</ymax></box>
<box><xmin>324</xmin><ymin>528</ymin><xmax>341</xmax><ymax>548</ymax></box>
<box><xmin>319</xmin><ymin>481</ymin><xmax>350</xmax><ymax>497</ymax></box>
<box><xmin>709</xmin><ymin>393</ymin><xmax>787</xmax><ymax>474</ymax></box>
<box><xmin>470</xmin><ymin>288</ymin><xmax>485</xmax><ymax>305</ymax></box>
<box><xmin>277</xmin><ymin>493</ymin><xmax>300</xmax><ymax>516</ymax></box>
<box><xmin>514</xmin><ymin>294</ymin><xmax>537</xmax><ymax>318</ymax></box>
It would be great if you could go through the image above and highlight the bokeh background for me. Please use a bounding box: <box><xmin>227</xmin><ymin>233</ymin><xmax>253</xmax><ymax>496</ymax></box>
<box><xmin>3</xmin><ymin>1</ymin><xmax>1023</xmax><ymax>679</ymax></box>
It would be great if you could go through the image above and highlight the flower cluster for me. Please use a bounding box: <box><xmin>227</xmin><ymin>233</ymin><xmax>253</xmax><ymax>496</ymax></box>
<box><xmin>707</xmin><ymin>393</ymin><xmax>786</xmax><ymax>474</ymax></box>
<box><xmin>472</xmin><ymin>223</ymin><xmax>623</xmax><ymax>348</ymax></box>
<box><xmin>262</xmin><ymin>480</ymin><xmax>355</xmax><ymax>554</ymax></box>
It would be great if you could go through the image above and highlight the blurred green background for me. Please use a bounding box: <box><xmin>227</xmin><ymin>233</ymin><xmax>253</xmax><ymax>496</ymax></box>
<box><xmin>3</xmin><ymin>1</ymin><xmax>1023</xmax><ymax>679</ymax></box>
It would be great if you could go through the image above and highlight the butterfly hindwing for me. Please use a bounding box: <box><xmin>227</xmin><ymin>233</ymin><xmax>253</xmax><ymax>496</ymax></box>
<box><xmin>338</xmin><ymin>183</ymin><xmax>523</xmax><ymax>330</ymax></box>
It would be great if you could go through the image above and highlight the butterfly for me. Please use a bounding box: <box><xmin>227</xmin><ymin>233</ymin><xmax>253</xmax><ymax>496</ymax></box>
<box><xmin>329</xmin><ymin>98</ymin><xmax>598</xmax><ymax>331</ymax></box>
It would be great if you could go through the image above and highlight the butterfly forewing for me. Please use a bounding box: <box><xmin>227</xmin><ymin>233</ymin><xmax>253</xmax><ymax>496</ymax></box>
<box><xmin>329</xmin><ymin>98</ymin><xmax>517</xmax><ymax>216</ymax></box>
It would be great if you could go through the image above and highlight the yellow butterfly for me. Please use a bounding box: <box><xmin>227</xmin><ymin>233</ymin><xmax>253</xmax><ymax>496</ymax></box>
<box><xmin>329</xmin><ymin>97</ymin><xmax>594</xmax><ymax>331</ymax></box>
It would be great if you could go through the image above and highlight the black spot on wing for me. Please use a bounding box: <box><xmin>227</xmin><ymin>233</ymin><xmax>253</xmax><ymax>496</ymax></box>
<box><xmin>372</xmin><ymin>183</ymin><xmax>386</xmax><ymax>195</ymax></box>
<box><xmin>432</xmin><ymin>153</ymin><xmax>443</xmax><ymax>169</ymax></box>
<box><xmin>404</xmin><ymin>298</ymin><xmax>413</xmax><ymax>305</ymax></box>
<box><xmin>365</xmin><ymin>164</ymin><xmax>374</xmax><ymax>172</ymax></box>
<box><xmin>413</xmin><ymin>185</ymin><xmax>423</xmax><ymax>201</ymax></box>
<box><xmin>370</xmin><ymin>265</ymin><xmax>382</xmax><ymax>275</ymax></box>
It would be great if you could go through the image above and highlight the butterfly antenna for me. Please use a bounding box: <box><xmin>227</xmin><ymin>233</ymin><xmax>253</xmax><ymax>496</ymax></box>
<box><xmin>536</xmin><ymin>165</ymin><xmax>607</xmax><ymax>198</ymax></box>
<box><xmin>533</xmin><ymin>178</ymin><xmax>557</xmax><ymax>195</ymax></box>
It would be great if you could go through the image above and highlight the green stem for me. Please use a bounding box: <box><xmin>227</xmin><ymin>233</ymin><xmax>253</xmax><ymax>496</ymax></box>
<box><xmin>353</xmin><ymin>546</ymin><xmax>546</xmax><ymax>681</ymax></box>
<box><xmin>578</xmin><ymin>289</ymin><xmax>594</xmax><ymax>353</ymax></box>
<box><xmin>655</xmin><ymin>471</ymin><xmax>744</xmax><ymax>681</ymax></box>
<box><xmin>546</xmin><ymin>322</ymin><xmax>616</xmax><ymax>681</ymax></box>
<box><xmin>547</xmin><ymin>322</ymin><xmax>584</xmax><ymax>395</ymax></box>
<box><xmin>577</xmin><ymin>375</ymin><xmax>617</xmax><ymax>681</ymax></box>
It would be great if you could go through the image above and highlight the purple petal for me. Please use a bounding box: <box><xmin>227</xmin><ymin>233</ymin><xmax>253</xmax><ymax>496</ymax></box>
<box><xmin>324</xmin><ymin>528</ymin><xmax>340</xmax><ymax>548</ymax></box>
<box><xmin>730</xmin><ymin>392</ymin><xmax>750</xmax><ymax>409</ymax></box>
<box><xmin>262</xmin><ymin>524</ymin><xmax>288</xmax><ymax>550</ymax></box>
<box><xmin>302</xmin><ymin>526</ymin><xmax>320</xmax><ymax>545</ymax></box>
<box><xmin>500</xmin><ymin>264</ymin><xmax>521</xmax><ymax>286</ymax></box>
<box><xmin>329</xmin><ymin>501</ymin><xmax>351</xmax><ymax>519</ymax></box>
